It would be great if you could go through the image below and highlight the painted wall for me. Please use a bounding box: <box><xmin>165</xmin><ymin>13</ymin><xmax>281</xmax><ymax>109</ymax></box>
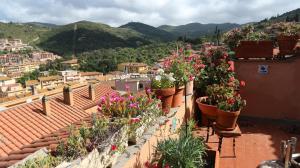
<box><xmin>235</xmin><ymin>58</ymin><xmax>300</xmax><ymax>121</ymax></box>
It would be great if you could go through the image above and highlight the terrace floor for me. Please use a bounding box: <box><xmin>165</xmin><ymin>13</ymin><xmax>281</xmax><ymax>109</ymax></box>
<box><xmin>193</xmin><ymin>118</ymin><xmax>300</xmax><ymax>168</ymax></box>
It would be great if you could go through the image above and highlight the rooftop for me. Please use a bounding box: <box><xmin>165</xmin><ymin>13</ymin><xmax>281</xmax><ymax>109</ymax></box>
<box><xmin>193</xmin><ymin>118</ymin><xmax>300</xmax><ymax>168</ymax></box>
<box><xmin>0</xmin><ymin>82</ymin><xmax>115</xmax><ymax>167</ymax></box>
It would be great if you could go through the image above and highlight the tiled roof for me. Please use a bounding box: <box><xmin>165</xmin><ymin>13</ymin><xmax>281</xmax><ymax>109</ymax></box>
<box><xmin>79</xmin><ymin>71</ymin><xmax>103</xmax><ymax>77</ymax></box>
<box><xmin>25</xmin><ymin>80</ymin><xmax>39</xmax><ymax>86</ymax></box>
<box><xmin>38</xmin><ymin>76</ymin><xmax>63</xmax><ymax>82</ymax></box>
<box><xmin>0</xmin><ymin>82</ymin><xmax>115</xmax><ymax>168</ymax></box>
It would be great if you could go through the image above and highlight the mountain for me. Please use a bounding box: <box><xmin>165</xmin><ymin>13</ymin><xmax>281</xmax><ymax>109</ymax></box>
<box><xmin>158</xmin><ymin>23</ymin><xmax>240</xmax><ymax>39</ymax></box>
<box><xmin>25</xmin><ymin>22</ymin><xmax>59</xmax><ymax>28</ymax></box>
<box><xmin>267</xmin><ymin>8</ymin><xmax>300</xmax><ymax>22</ymax></box>
<box><xmin>120</xmin><ymin>22</ymin><xmax>176</xmax><ymax>41</ymax></box>
<box><xmin>37</xmin><ymin>21</ymin><xmax>156</xmax><ymax>56</ymax></box>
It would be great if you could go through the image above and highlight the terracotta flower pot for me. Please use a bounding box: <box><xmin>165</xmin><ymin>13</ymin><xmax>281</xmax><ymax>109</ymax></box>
<box><xmin>277</xmin><ymin>35</ymin><xmax>299</xmax><ymax>55</ymax></box>
<box><xmin>235</xmin><ymin>40</ymin><xmax>273</xmax><ymax>59</ymax></box>
<box><xmin>184</xmin><ymin>80</ymin><xmax>194</xmax><ymax>96</ymax></box>
<box><xmin>216</xmin><ymin>109</ymin><xmax>240</xmax><ymax>131</ymax></box>
<box><xmin>195</xmin><ymin>97</ymin><xmax>217</xmax><ymax>120</ymax></box>
<box><xmin>154</xmin><ymin>87</ymin><xmax>175</xmax><ymax>112</ymax></box>
<box><xmin>172</xmin><ymin>86</ymin><xmax>184</xmax><ymax>108</ymax></box>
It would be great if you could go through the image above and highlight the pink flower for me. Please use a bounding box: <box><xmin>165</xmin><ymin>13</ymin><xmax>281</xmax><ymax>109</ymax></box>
<box><xmin>146</xmin><ymin>88</ymin><xmax>151</xmax><ymax>94</ymax></box>
<box><xmin>129</xmin><ymin>103</ymin><xmax>138</xmax><ymax>109</ymax></box>
<box><xmin>199</xmin><ymin>64</ymin><xmax>206</xmax><ymax>69</ymax></box>
<box><xmin>100</xmin><ymin>96</ymin><xmax>106</xmax><ymax>104</ymax></box>
<box><xmin>130</xmin><ymin>117</ymin><xmax>141</xmax><ymax>124</ymax></box>
<box><xmin>179</xmin><ymin>48</ymin><xmax>183</xmax><ymax>53</ymax></box>
<box><xmin>189</xmin><ymin>75</ymin><xmax>195</xmax><ymax>81</ymax></box>
<box><xmin>128</xmin><ymin>95</ymin><xmax>134</xmax><ymax>100</ymax></box>
<box><xmin>111</xmin><ymin>145</ymin><xmax>117</xmax><ymax>151</ymax></box>
<box><xmin>228</xmin><ymin>61</ymin><xmax>235</xmax><ymax>71</ymax></box>
<box><xmin>97</xmin><ymin>105</ymin><xmax>102</xmax><ymax>111</ymax></box>
<box><xmin>229</xmin><ymin>76</ymin><xmax>235</xmax><ymax>82</ymax></box>
<box><xmin>240</xmin><ymin>80</ymin><xmax>246</xmax><ymax>87</ymax></box>
<box><xmin>125</xmin><ymin>84</ymin><xmax>130</xmax><ymax>90</ymax></box>
<box><xmin>165</xmin><ymin>164</ymin><xmax>170</xmax><ymax>168</ymax></box>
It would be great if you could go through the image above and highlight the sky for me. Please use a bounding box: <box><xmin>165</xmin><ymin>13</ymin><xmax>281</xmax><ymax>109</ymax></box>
<box><xmin>0</xmin><ymin>0</ymin><xmax>299</xmax><ymax>27</ymax></box>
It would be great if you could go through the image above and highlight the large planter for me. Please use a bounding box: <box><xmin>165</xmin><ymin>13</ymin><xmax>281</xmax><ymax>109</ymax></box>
<box><xmin>172</xmin><ymin>86</ymin><xmax>184</xmax><ymax>108</ymax></box>
<box><xmin>235</xmin><ymin>40</ymin><xmax>273</xmax><ymax>59</ymax></box>
<box><xmin>184</xmin><ymin>80</ymin><xmax>194</xmax><ymax>96</ymax></box>
<box><xmin>154</xmin><ymin>87</ymin><xmax>175</xmax><ymax>112</ymax></box>
<box><xmin>277</xmin><ymin>35</ymin><xmax>299</xmax><ymax>55</ymax></box>
<box><xmin>216</xmin><ymin>109</ymin><xmax>240</xmax><ymax>131</ymax></box>
<box><xmin>196</xmin><ymin>97</ymin><xmax>217</xmax><ymax>120</ymax></box>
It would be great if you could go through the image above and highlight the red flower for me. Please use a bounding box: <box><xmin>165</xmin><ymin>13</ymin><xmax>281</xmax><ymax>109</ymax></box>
<box><xmin>130</xmin><ymin>117</ymin><xmax>141</xmax><ymax>124</ymax></box>
<box><xmin>164</xmin><ymin>164</ymin><xmax>170</xmax><ymax>168</ymax></box>
<box><xmin>227</xmin><ymin>98</ymin><xmax>235</xmax><ymax>105</ymax></box>
<box><xmin>144</xmin><ymin>161</ymin><xmax>150</xmax><ymax>168</ymax></box>
<box><xmin>240</xmin><ymin>80</ymin><xmax>246</xmax><ymax>87</ymax></box>
<box><xmin>111</xmin><ymin>145</ymin><xmax>117</xmax><ymax>151</ymax></box>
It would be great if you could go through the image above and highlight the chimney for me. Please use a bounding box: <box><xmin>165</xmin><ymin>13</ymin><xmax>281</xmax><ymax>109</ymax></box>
<box><xmin>88</xmin><ymin>84</ymin><xmax>95</xmax><ymax>101</ymax></box>
<box><xmin>42</xmin><ymin>95</ymin><xmax>51</xmax><ymax>115</ymax></box>
<box><xmin>31</xmin><ymin>85</ymin><xmax>38</xmax><ymax>95</ymax></box>
<box><xmin>63</xmin><ymin>86</ymin><xmax>74</xmax><ymax>106</ymax></box>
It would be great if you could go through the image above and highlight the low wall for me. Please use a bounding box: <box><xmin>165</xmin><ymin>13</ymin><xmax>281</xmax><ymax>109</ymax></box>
<box><xmin>114</xmin><ymin>95</ymin><xmax>219</xmax><ymax>168</ymax></box>
<box><xmin>235</xmin><ymin>57</ymin><xmax>300</xmax><ymax>121</ymax></box>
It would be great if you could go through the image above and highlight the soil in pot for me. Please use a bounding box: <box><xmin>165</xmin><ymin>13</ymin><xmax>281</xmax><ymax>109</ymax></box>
<box><xmin>216</xmin><ymin>109</ymin><xmax>240</xmax><ymax>131</ymax></box>
<box><xmin>155</xmin><ymin>87</ymin><xmax>175</xmax><ymax>113</ymax></box>
<box><xmin>172</xmin><ymin>86</ymin><xmax>184</xmax><ymax>108</ymax></box>
<box><xmin>196</xmin><ymin>97</ymin><xmax>217</xmax><ymax>120</ymax></box>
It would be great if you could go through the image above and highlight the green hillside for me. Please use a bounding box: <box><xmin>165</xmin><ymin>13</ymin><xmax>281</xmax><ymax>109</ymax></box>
<box><xmin>37</xmin><ymin>21</ymin><xmax>153</xmax><ymax>56</ymax></box>
<box><xmin>0</xmin><ymin>22</ymin><xmax>49</xmax><ymax>44</ymax></box>
<box><xmin>268</xmin><ymin>8</ymin><xmax>300</xmax><ymax>22</ymax></box>
<box><xmin>158</xmin><ymin>23</ymin><xmax>240</xmax><ymax>39</ymax></box>
<box><xmin>120</xmin><ymin>22</ymin><xmax>176</xmax><ymax>42</ymax></box>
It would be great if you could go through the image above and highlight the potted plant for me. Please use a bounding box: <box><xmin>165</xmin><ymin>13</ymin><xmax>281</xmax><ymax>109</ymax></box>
<box><xmin>196</xmin><ymin>84</ymin><xmax>233</xmax><ymax>120</ymax></box>
<box><xmin>166</xmin><ymin>56</ymin><xmax>193</xmax><ymax>107</ymax></box>
<box><xmin>151</xmin><ymin>69</ymin><xmax>176</xmax><ymax>113</ymax></box>
<box><xmin>276</xmin><ymin>23</ymin><xmax>300</xmax><ymax>55</ymax></box>
<box><xmin>98</xmin><ymin>93</ymin><xmax>162</xmax><ymax>143</ymax></box>
<box><xmin>216</xmin><ymin>93</ymin><xmax>246</xmax><ymax>130</ymax></box>
<box><xmin>225</xmin><ymin>25</ymin><xmax>273</xmax><ymax>59</ymax></box>
<box><xmin>147</xmin><ymin>120</ymin><xmax>208</xmax><ymax>168</ymax></box>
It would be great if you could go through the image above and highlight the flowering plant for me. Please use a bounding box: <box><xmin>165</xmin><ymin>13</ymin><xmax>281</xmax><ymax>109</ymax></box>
<box><xmin>202</xmin><ymin>84</ymin><xmax>234</xmax><ymax>105</ymax></box>
<box><xmin>217</xmin><ymin>93</ymin><xmax>246</xmax><ymax>112</ymax></box>
<box><xmin>98</xmin><ymin>92</ymin><xmax>161</xmax><ymax>119</ymax></box>
<box><xmin>151</xmin><ymin>69</ymin><xmax>176</xmax><ymax>89</ymax></box>
<box><xmin>164</xmin><ymin>50</ymin><xmax>194</xmax><ymax>86</ymax></box>
<box><xmin>194</xmin><ymin>47</ymin><xmax>236</xmax><ymax>92</ymax></box>
<box><xmin>223</xmin><ymin>25</ymin><xmax>270</xmax><ymax>50</ymax></box>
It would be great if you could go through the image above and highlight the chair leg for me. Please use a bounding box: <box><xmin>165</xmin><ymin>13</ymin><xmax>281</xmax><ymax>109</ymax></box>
<box><xmin>206</xmin><ymin>121</ymin><xmax>210</xmax><ymax>143</ymax></box>
<box><xmin>233</xmin><ymin>138</ymin><xmax>236</xmax><ymax>157</ymax></box>
<box><xmin>218</xmin><ymin>136</ymin><xmax>223</xmax><ymax>154</ymax></box>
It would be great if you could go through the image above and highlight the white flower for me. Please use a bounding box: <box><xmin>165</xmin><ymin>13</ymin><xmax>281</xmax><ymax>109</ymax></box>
<box><xmin>155</xmin><ymin>75</ymin><xmax>162</xmax><ymax>81</ymax></box>
<box><xmin>157</xmin><ymin>69</ymin><xmax>164</xmax><ymax>74</ymax></box>
<box><xmin>168</xmin><ymin>76</ymin><xmax>176</xmax><ymax>82</ymax></box>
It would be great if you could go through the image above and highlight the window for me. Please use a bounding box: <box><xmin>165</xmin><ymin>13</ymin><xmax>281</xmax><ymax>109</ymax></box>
<box><xmin>138</xmin><ymin>83</ymin><xmax>143</xmax><ymax>89</ymax></box>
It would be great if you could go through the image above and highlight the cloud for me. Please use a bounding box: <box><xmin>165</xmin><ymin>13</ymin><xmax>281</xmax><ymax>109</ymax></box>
<box><xmin>0</xmin><ymin>0</ymin><xmax>299</xmax><ymax>26</ymax></box>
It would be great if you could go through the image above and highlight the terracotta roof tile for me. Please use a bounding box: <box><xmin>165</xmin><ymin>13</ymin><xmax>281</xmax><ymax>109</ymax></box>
<box><xmin>0</xmin><ymin>82</ymin><xmax>115</xmax><ymax>168</ymax></box>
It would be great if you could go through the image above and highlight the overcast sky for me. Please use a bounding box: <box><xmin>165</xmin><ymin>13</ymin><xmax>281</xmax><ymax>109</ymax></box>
<box><xmin>1</xmin><ymin>0</ymin><xmax>299</xmax><ymax>27</ymax></box>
